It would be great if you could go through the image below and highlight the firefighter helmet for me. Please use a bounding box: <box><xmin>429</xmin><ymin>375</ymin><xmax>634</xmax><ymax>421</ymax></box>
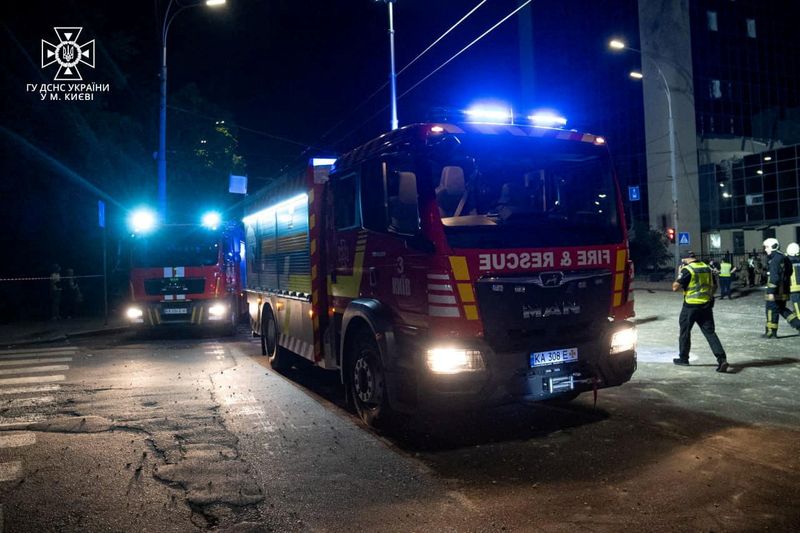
<box><xmin>787</xmin><ymin>242</ymin><xmax>800</xmax><ymax>257</ymax></box>
<box><xmin>763</xmin><ymin>237</ymin><xmax>780</xmax><ymax>252</ymax></box>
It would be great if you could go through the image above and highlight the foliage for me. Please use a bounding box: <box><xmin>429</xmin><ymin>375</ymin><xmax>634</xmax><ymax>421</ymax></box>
<box><xmin>629</xmin><ymin>220</ymin><xmax>671</xmax><ymax>271</ymax></box>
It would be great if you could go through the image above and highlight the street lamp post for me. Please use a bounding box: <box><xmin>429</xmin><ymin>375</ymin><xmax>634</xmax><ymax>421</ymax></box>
<box><xmin>158</xmin><ymin>0</ymin><xmax>226</xmax><ymax>218</ymax></box>
<box><xmin>610</xmin><ymin>39</ymin><xmax>680</xmax><ymax>270</ymax></box>
<box><xmin>377</xmin><ymin>0</ymin><xmax>399</xmax><ymax>130</ymax></box>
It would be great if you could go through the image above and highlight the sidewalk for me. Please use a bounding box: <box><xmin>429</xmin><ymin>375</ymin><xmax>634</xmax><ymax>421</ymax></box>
<box><xmin>0</xmin><ymin>315</ymin><xmax>127</xmax><ymax>348</ymax></box>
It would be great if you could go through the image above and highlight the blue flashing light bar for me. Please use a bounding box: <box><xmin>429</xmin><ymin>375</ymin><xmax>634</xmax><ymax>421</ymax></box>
<box><xmin>312</xmin><ymin>158</ymin><xmax>337</xmax><ymax>167</ymax></box>
<box><xmin>201</xmin><ymin>211</ymin><xmax>222</xmax><ymax>229</ymax></box>
<box><xmin>129</xmin><ymin>208</ymin><xmax>157</xmax><ymax>234</ymax></box>
<box><xmin>242</xmin><ymin>193</ymin><xmax>308</xmax><ymax>226</ymax></box>
<box><xmin>464</xmin><ymin>106</ymin><xmax>513</xmax><ymax>124</ymax></box>
<box><xmin>528</xmin><ymin>112</ymin><xmax>568</xmax><ymax>127</ymax></box>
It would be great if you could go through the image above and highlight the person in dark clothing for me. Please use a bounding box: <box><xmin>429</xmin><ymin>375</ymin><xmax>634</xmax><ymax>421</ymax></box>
<box><xmin>747</xmin><ymin>255</ymin><xmax>755</xmax><ymax>287</ymax></box>
<box><xmin>63</xmin><ymin>268</ymin><xmax>82</xmax><ymax>318</ymax></box>
<box><xmin>672</xmin><ymin>250</ymin><xmax>729</xmax><ymax>372</ymax></box>
<box><xmin>49</xmin><ymin>263</ymin><xmax>61</xmax><ymax>320</ymax></box>
<box><xmin>763</xmin><ymin>238</ymin><xmax>800</xmax><ymax>337</ymax></box>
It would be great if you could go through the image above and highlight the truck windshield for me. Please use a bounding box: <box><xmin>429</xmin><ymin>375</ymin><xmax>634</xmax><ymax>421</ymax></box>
<box><xmin>132</xmin><ymin>227</ymin><xmax>220</xmax><ymax>268</ymax></box>
<box><xmin>428</xmin><ymin>134</ymin><xmax>622</xmax><ymax>248</ymax></box>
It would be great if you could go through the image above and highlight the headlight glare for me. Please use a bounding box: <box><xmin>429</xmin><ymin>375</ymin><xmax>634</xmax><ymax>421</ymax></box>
<box><xmin>208</xmin><ymin>303</ymin><xmax>227</xmax><ymax>319</ymax></box>
<box><xmin>126</xmin><ymin>306</ymin><xmax>143</xmax><ymax>320</ymax></box>
<box><xmin>610</xmin><ymin>327</ymin><xmax>638</xmax><ymax>354</ymax></box>
<box><xmin>426</xmin><ymin>347</ymin><xmax>485</xmax><ymax>374</ymax></box>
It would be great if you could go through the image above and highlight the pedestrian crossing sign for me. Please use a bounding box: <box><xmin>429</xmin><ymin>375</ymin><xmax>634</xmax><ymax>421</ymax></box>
<box><xmin>678</xmin><ymin>232</ymin><xmax>690</xmax><ymax>245</ymax></box>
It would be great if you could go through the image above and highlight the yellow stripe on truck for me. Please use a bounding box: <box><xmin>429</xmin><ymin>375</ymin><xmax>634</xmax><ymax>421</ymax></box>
<box><xmin>449</xmin><ymin>256</ymin><xmax>470</xmax><ymax>281</ymax></box>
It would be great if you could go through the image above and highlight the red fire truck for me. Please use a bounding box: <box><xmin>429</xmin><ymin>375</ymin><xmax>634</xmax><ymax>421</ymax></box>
<box><xmin>125</xmin><ymin>211</ymin><xmax>246</xmax><ymax>333</ymax></box>
<box><xmin>244</xmin><ymin>120</ymin><xmax>637</xmax><ymax>427</ymax></box>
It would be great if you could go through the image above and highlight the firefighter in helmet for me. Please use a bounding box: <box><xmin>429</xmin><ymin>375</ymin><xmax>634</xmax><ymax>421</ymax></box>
<box><xmin>762</xmin><ymin>238</ymin><xmax>799</xmax><ymax>337</ymax></box>
<box><xmin>787</xmin><ymin>242</ymin><xmax>800</xmax><ymax>330</ymax></box>
<box><xmin>672</xmin><ymin>250</ymin><xmax>729</xmax><ymax>372</ymax></box>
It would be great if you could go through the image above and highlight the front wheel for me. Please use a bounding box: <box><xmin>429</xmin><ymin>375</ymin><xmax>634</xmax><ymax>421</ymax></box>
<box><xmin>349</xmin><ymin>329</ymin><xmax>394</xmax><ymax>429</ymax></box>
<box><xmin>261</xmin><ymin>305</ymin><xmax>290</xmax><ymax>370</ymax></box>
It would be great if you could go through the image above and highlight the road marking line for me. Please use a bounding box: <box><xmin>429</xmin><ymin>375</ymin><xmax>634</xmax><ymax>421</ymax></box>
<box><xmin>0</xmin><ymin>375</ymin><xmax>66</xmax><ymax>386</ymax></box>
<box><xmin>0</xmin><ymin>384</ymin><xmax>61</xmax><ymax>396</ymax></box>
<box><xmin>0</xmin><ymin>461</ymin><xmax>22</xmax><ymax>482</ymax></box>
<box><xmin>2</xmin><ymin>396</ymin><xmax>54</xmax><ymax>408</ymax></box>
<box><xmin>0</xmin><ymin>357</ymin><xmax>73</xmax><ymax>367</ymax></box>
<box><xmin>0</xmin><ymin>432</ymin><xmax>36</xmax><ymax>448</ymax></box>
<box><xmin>0</xmin><ymin>346</ymin><xmax>76</xmax><ymax>356</ymax></box>
<box><xmin>0</xmin><ymin>365</ymin><xmax>70</xmax><ymax>376</ymax></box>
<box><xmin>0</xmin><ymin>349</ymin><xmax>76</xmax><ymax>360</ymax></box>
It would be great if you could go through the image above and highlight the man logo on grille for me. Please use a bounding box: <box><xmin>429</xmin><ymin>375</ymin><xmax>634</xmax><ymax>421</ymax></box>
<box><xmin>539</xmin><ymin>271</ymin><xmax>564</xmax><ymax>288</ymax></box>
<box><xmin>41</xmin><ymin>27</ymin><xmax>95</xmax><ymax>81</ymax></box>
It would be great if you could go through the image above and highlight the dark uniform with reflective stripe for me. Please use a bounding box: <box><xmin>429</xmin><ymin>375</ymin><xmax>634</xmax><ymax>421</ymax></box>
<box><xmin>764</xmin><ymin>250</ymin><xmax>799</xmax><ymax>336</ymax></box>
<box><xmin>676</xmin><ymin>261</ymin><xmax>727</xmax><ymax>364</ymax></box>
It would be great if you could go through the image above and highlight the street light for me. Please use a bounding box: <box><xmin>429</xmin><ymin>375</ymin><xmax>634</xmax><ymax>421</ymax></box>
<box><xmin>158</xmin><ymin>0</ymin><xmax>226</xmax><ymax>218</ymax></box>
<box><xmin>376</xmin><ymin>0</ymin><xmax>399</xmax><ymax>130</ymax></box>
<box><xmin>609</xmin><ymin>38</ymin><xmax>680</xmax><ymax>270</ymax></box>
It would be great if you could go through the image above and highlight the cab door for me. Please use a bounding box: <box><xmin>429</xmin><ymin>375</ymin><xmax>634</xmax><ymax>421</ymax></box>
<box><xmin>360</xmin><ymin>155</ymin><xmax>429</xmax><ymax>327</ymax></box>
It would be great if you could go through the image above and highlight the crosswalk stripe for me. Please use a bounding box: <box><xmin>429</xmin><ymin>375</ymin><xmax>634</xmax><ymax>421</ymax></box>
<box><xmin>0</xmin><ymin>384</ymin><xmax>61</xmax><ymax>396</ymax></box>
<box><xmin>0</xmin><ymin>349</ymin><xmax>76</xmax><ymax>360</ymax></box>
<box><xmin>0</xmin><ymin>415</ymin><xmax>44</xmax><ymax>428</ymax></box>
<box><xmin>0</xmin><ymin>375</ymin><xmax>66</xmax><ymax>386</ymax></box>
<box><xmin>1</xmin><ymin>396</ymin><xmax>54</xmax><ymax>409</ymax></box>
<box><xmin>0</xmin><ymin>365</ymin><xmax>70</xmax><ymax>376</ymax></box>
<box><xmin>0</xmin><ymin>461</ymin><xmax>22</xmax><ymax>482</ymax></box>
<box><xmin>0</xmin><ymin>346</ymin><xmax>76</xmax><ymax>356</ymax></box>
<box><xmin>0</xmin><ymin>357</ymin><xmax>72</xmax><ymax>367</ymax></box>
<box><xmin>0</xmin><ymin>432</ymin><xmax>36</xmax><ymax>448</ymax></box>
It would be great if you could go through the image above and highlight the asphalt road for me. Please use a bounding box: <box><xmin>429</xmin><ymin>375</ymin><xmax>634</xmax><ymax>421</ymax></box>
<box><xmin>0</xmin><ymin>288</ymin><xmax>798</xmax><ymax>532</ymax></box>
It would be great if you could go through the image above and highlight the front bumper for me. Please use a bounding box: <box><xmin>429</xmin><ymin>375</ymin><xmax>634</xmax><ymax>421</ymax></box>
<box><xmin>126</xmin><ymin>300</ymin><xmax>231</xmax><ymax>328</ymax></box>
<box><xmin>386</xmin><ymin>324</ymin><xmax>637</xmax><ymax>412</ymax></box>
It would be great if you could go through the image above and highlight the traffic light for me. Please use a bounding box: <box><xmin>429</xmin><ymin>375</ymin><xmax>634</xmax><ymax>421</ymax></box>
<box><xmin>666</xmin><ymin>227</ymin><xmax>676</xmax><ymax>243</ymax></box>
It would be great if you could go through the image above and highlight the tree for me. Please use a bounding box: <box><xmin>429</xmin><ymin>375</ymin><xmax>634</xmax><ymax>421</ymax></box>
<box><xmin>629</xmin><ymin>221</ymin><xmax>671</xmax><ymax>273</ymax></box>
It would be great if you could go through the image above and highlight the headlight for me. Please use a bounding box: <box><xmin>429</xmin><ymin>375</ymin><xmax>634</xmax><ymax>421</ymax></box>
<box><xmin>610</xmin><ymin>327</ymin><xmax>637</xmax><ymax>354</ymax></box>
<box><xmin>126</xmin><ymin>306</ymin><xmax>143</xmax><ymax>320</ymax></box>
<box><xmin>208</xmin><ymin>303</ymin><xmax>228</xmax><ymax>319</ymax></box>
<box><xmin>425</xmin><ymin>347</ymin><xmax>485</xmax><ymax>374</ymax></box>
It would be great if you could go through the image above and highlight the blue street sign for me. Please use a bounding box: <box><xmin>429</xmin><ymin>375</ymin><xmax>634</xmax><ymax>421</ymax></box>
<box><xmin>628</xmin><ymin>186</ymin><xmax>640</xmax><ymax>202</ymax></box>
<box><xmin>678</xmin><ymin>232</ymin><xmax>690</xmax><ymax>245</ymax></box>
<box><xmin>98</xmin><ymin>200</ymin><xmax>105</xmax><ymax>228</ymax></box>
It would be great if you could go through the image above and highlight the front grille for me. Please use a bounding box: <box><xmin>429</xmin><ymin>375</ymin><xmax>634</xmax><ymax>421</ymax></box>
<box><xmin>144</xmin><ymin>277</ymin><xmax>205</xmax><ymax>296</ymax></box>
<box><xmin>475</xmin><ymin>270</ymin><xmax>612</xmax><ymax>352</ymax></box>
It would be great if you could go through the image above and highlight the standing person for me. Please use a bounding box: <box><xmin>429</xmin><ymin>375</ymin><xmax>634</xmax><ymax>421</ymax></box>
<box><xmin>762</xmin><ymin>238</ymin><xmax>798</xmax><ymax>337</ymax></box>
<box><xmin>672</xmin><ymin>250</ymin><xmax>729</xmax><ymax>372</ymax></box>
<box><xmin>63</xmin><ymin>268</ymin><xmax>82</xmax><ymax>318</ymax></box>
<box><xmin>747</xmin><ymin>255</ymin><xmax>756</xmax><ymax>287</ymax></box>
<box><xmin>787</xmin><ymin>242</ymin><xmax>800</xmax><ymax>329</ymax></box>
<box><xmin>718</xmin><ymin>255</ymin><xmax>737</xmax><ymax>299</ymax></box>
<box><xmin>49</xmin><ymin>264</ymin><xmax>62</xmax><ymax>320</ymax></box>
<box><xmin>755</xmin><ymin>256</ymin><xmax>765</xmax><ymax>286</ymax></box>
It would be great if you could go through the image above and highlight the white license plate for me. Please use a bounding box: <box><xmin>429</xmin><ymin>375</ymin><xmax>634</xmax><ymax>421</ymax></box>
<box><xmin>163</xmin><ymin>307</ymin><xmax>188</xmax><ymax>315</ymax></box>
<box><xmin>530</xmin><ymin>347</ymin><xmax>578</xmax><ymax>367</ymax></box>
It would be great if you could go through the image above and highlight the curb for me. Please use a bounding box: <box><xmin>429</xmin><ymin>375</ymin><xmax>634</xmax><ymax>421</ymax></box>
<box><xmin>66</xmin><ymin>326</ymin><xmax>129</xmax><ymax>339</ymax></box>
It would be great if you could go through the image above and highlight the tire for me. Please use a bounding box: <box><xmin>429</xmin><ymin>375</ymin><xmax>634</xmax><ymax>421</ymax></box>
<box><xmin>261</xmin><ymin>305</ymin><xmax>290</xmax><ymax>370</ymax></box>
<box><xmin>348</xmin><ymin>328</ymin><xmax>394</xmax><ymax>428</ymax></box>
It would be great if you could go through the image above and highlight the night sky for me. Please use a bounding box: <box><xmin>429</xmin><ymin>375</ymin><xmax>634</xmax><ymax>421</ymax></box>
<box><xmin>0</xmin><ymin>0</ymin><xmax>642</xmax><ymax>317</ymax></box>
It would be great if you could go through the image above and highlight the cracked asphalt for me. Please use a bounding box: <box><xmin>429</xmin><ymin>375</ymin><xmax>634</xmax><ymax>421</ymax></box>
<box><xmin>0</xmin><ymin>287</ymin><xmax>798</xmax><ymax>532</ymax></box>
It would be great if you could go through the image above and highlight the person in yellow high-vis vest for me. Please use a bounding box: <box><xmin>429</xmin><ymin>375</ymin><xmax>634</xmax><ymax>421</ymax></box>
<box><xmin>671</xmin><ymin>251</ymin><xmax>729</xmax><ymax>372</ymax></box>
<box><xmin>786</xmin><ymin>242</ymin><xmax>800</xmax><ymax>331</ymax></box>
<box><xmin>762</xmin><ymin>238</ymin><xmax>799</xmax><ymax>337</ymax></box>
<box><xmin>718</xmin><ymin>255</ymin><xmax>737</xmax><ymax>299</ymax></box>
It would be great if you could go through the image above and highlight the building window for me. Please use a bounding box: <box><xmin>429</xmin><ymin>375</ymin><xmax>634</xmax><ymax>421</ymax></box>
<box><xmin>746</xmin><ymin>18</ymin><xmax>756</xmax><ymax>38</ymax></box>
<box><xmin>707</xmin><ymin>11</ymin><xmax>718</xmax><ymax>31</ymax></box>
<box><xmin>710</xmin><ymin>79</ymin><xmax>722</xmax><ymax>99</ymax></box>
